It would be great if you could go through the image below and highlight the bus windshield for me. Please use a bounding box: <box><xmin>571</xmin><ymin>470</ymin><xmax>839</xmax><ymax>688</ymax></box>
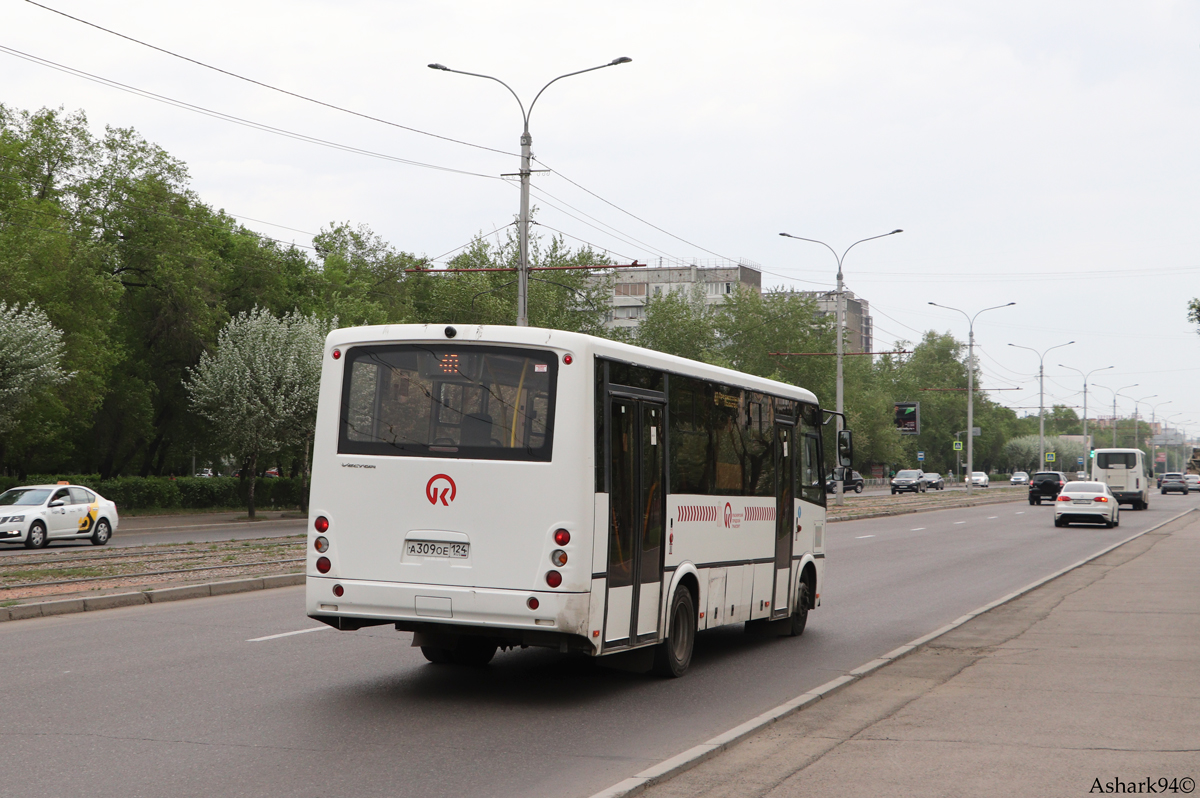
<box><xmin>338</xmin><ymin>344</ymin><xmax>556</xmax><ymax>460</ymax></box>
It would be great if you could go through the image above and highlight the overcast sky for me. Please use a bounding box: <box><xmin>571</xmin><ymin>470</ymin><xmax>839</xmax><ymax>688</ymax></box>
<box><xmin>6</xmin><ymin>0</ymin><xmax>1199</xmax><ymax>441</ymax></box>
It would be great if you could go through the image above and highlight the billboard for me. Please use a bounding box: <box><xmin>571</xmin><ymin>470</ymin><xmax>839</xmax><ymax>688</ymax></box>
<box><xmin>894</xmin><ymin>402</ymin><xmax>920</xmax><ymax>435</ymax></box>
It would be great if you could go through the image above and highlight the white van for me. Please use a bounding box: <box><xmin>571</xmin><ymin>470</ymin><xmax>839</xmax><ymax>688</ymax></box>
<box><xmin>1091</xmin><ymin>448</ymin><xmax>1151</xmax><ymax>510</ymax></box>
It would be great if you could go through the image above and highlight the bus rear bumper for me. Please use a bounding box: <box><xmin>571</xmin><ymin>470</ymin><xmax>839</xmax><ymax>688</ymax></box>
<box><xmin>306</xmin><ymin>576</ymin><xmax>592</xmax><ymax>644</ymax></box>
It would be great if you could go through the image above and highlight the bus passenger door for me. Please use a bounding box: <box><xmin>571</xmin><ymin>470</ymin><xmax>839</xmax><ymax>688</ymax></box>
<box><xmin>604</xmin><ymin>397</ymin><xmax>665</xmax><ymax>647</ymax></box>
<box><xmin>771</xmin><ymin>422</ymin><xmax>794</xmax><ymax>620</ymax></box>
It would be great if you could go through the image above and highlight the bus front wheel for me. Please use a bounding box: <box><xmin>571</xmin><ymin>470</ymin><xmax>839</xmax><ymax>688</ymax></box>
<box><xmin>653</xmin><ymin>587</ymin><xmax>696</xmax><ymax>678</ymax></box>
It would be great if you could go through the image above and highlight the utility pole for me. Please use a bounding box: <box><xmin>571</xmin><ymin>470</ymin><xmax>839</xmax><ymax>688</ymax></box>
<box><xmin>930</xmin><ymin>302</ymin><xmax>1016</xmax><ymax>496</ymax></box>
<box><xmin>1059</xmin><ymin>364</ymin><xmax>1112</xmax><ymax>473</ymax></box>
<box><xmin>1009</xmin><ymin>341</ymin><xmax>1073</xmax><ymax>470</ymax></box>
<box><xmin>430</xmin><ymin>57</ymin><xmax>632</xmax><ymax>326</ymax></box>
<box><xmin>779</xmin><ymin>229</ymin><xmax>903</xmax><ymax>506</ymax></box>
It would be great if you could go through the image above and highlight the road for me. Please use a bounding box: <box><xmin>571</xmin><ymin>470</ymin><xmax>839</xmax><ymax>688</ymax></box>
<box><xmin>0</xmin><ymin>511</ymin><xmax>306</xmax><ymax>555</ymax></box>
<box><xmin>1</xmin><ymin>493</ymin><xmax>1194</xmax><ymax>798</ymax></box>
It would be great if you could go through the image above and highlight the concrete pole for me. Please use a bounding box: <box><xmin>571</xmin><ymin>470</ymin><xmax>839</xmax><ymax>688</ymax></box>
<box><xmin>517</xmin><ymin>128</ymin><xmax>532</xmax><ymax>327</ymax></box>
<box><xmin>966</xmin><ymin>327</ymin><xmax>975</xmax><ymax>497</ymax></box>
<box><xmin>835</xmin><ymin>264</ymin><xmax>844</xmax><ymax>507</ymax></box>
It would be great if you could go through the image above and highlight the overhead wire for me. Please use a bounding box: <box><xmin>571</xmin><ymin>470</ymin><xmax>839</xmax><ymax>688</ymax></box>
<box><xmin>21</xmin><ymin>0</ymin><xmax>518</xmax><ymax>158</ymax></box>
<box><xmin>0</xmin><ymin>45</ymin><xmax>505</xmax><ymax>181</ymax></box>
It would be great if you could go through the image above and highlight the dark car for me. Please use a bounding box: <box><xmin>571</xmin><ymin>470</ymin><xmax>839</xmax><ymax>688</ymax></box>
<box><xmin>1160</xmin><ymin>473</ymin><xmax>1189</xmax><ymax>495</ymax></box>
<box><xmin>891</xmin><ymin>469</ymin><xmax>926</xmax><ymax>494</ymax></box>
<box><xmin>826</xmin><ymin>470</ymin><xmax>864</xmax><ymax>494</ymax></box>
<box><xmin>1028</xmin><ymin>471</ymin><xmax>1068</xmax><ymax>505</ymax></box>
<box><xmin>922</xmin><ymin>472</ymin><xmax>945</xmax><ymax>490</ymax></box>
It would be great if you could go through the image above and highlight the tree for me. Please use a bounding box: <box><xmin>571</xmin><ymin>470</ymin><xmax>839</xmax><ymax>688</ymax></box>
<box><xmin>0</xmin><ymin>302</ymin><xmax>73</xmax><ymax>445</ymax></box>
<box><xmin>184</xmin><ymin>308</ymin><xmax>335</xmax><ymax>518</ymax></box>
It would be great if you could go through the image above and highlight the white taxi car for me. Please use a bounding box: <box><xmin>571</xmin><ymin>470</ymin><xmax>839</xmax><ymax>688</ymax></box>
<box><xmin>1053</xmin><ymin>481</ymin><xmax>1119</xmax><ymax>528</ymax></box>
<box><xmin>0</xmin><ymin>484</ymin><xmax>120</xmax><ymax>548</ymax></box>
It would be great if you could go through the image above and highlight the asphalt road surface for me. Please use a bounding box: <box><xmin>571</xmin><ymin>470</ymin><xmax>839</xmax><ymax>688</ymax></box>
<box><xmin>2</xmin><ymin>493</ymin><xmax>1194</xmax><ymax>798</ymax></box>
<box><xmin>0</xmin><ymin>512</ymin><xmax>306</xmax><ymax>555</ymax></box>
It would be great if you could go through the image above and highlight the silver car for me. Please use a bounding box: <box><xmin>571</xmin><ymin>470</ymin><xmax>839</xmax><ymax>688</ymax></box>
<box><xmin>1010</xmin><ymin>471</ymin><xmax>1029</xmax><ymax>486</ymax></box>
<box><xmin>0</xmin><ymin>484</ymin><xmax>120</xmax><ymax>548</ymax></box>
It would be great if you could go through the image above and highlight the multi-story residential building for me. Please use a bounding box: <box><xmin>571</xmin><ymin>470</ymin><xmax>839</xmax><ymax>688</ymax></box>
<box><xmin>595</xmin><ymin>259</ymin><xmax>874</xmax><ymax>354</ymax></box>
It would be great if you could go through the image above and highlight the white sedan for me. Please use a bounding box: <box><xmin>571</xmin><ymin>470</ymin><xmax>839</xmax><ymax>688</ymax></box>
<box><xmin>0</xmin><ymin>484</ymin><xmax>120</xmax><ymax>548</ymax></box>
<box><xmin>1053</xmin><ymin>482</ymin><xmax>1119</xmax><ymax>528</ymax></box>
<box><xmin>970</xmin><ymin>471</ymin><xmax>990</xmax><ymax>488</ymax></box>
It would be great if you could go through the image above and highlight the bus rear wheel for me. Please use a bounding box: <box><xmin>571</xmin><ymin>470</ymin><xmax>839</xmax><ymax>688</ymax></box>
<box><xmin>421</xmin><ymin>639</ymin><xmax>497</xmax><ymax>666</ymax></box>
<box><xmin>653</xmin><ymin>587</ymin><xmax>696</xmax><ymax>678</ymax></box>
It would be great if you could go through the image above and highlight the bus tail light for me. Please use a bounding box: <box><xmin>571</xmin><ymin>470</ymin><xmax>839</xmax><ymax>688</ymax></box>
<box><xmin>526</xmin><ymin>597</ymin><xmax>539</xmax><ymax>610</ymax></box>
<box><xmin>332</xmin><ymin>349</ymin><xmax>341</xmax><ymax>360</ymax></box>
<box><xmin>333</xmin><ymin>584</ymin><xmax>344</xmax><ymax>597</ymax></box>
<box><xmin>314</xmin><ymin>536</ymin><xmax>329</xmax><ymax>553</ymax></box>
<box><xmin>551</xmin><ymin>549</ymin><xmax>568</xmax><ymax>567</ymax></box>
<box><xmin>563</xmin><ymin>354</ymin><xmax>573</xmax><ymax>365</ymax></box>
<box><xmin>316</xmin><ymin>557</ymin><xmax>331</xmax><ymax>573</ymax></box>
<box><xmin>545</xmin><ymin>571</ymin><xmax>562</xmax><ymax>588</ymax></box>
<box><xmin>554</xmin><ymin>529</ymin><xmax>570</xmax><ymax>546</ymax></box>
<box><xmin>314</xmin><ymin>516</ymin><xmax>329</xmax><ymax>533</ymax></box>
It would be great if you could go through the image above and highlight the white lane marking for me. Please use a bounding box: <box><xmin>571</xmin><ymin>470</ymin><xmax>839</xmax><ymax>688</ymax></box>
<box><xmin>247</xmin><ymin>626</ymin><xmax>331</xmax><ymax>643</ymax></box>
<box><xmin>987</xmin><ymin>516</ymin><xmax>998</xmax><ymax>520</ymax></box>
<box><xmin>911</xmin><ymin>527</ymin><xmax>926</xmax><ymax>531</ymax></box>
<box><xmin>1016</xmin><ymin>511</ymin><xmax>1025</xmax><ymax>515</ymax></box>
<box><xmin>954</xmin><ymin>521</ymin><xmax>966</xmax><ymax>525</ymax></box>
<box><xmin>855</xmin><ymin>535</ymin><xmax>875</xmax><ymax>539</ymax></box>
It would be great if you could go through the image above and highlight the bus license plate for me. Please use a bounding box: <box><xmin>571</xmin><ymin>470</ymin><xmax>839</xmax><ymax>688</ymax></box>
<box><xmin>406</xmin><ymin>540</ymin><xmax>469</xmax><ymax>559</ymax></box>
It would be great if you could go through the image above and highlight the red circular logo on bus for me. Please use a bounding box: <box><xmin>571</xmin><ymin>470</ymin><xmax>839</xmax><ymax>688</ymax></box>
<box><xmin>426</xmin><ymin>474</ymin><xmax>457</xmax><ymax>506</ymax></box>
<box><xmin>724</xmin><ymin>502</ymin><xmax>733</xmax><ymax>528</ymax></box>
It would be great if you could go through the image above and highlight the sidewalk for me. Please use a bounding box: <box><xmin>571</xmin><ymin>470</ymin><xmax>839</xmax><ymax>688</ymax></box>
<box><xmin>631</xmin><ymin>510</ymin><xmax>1200</xmax><ymax>798</ymax></box>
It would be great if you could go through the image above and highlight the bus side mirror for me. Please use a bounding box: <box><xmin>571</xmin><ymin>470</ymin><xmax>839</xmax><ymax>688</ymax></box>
<box><xmin>837</xmin><ymin>430</ymin><xmax>853</xmax><ymax>468</ymax></box>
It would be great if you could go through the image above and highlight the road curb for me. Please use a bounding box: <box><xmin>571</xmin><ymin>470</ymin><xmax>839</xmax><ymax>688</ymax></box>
<box><xmin>0</xmin><ymin>573</ymin><xmax>305</xmax><ymax>623</ymax></box>
<box><xmin>588</xmin><ymin>507</ymin><xmax>1197</xmax><ymax>798</ymax></box>
<box><xmin>828</xmin><ymin>492</ymin><xmax>1024</xmax><ymax>523</ymax></box>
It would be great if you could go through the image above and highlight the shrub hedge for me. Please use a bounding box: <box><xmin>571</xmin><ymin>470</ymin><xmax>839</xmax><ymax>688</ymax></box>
<box><xmin>0</xmin><ymin>475</ymin><xmax>306</xmax><ymax>510</ymax></box>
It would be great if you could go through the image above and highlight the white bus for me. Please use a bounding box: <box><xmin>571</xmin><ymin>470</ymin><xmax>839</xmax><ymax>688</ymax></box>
<box><xmin>306</xmin><ymin>325</ymin><xmax>839</xmax><ymax>677</ymax></box>
<box><xmin>1091</xmin><ymin>448</ymin><xmax>1151</xmax><ymax>510</ymax></box>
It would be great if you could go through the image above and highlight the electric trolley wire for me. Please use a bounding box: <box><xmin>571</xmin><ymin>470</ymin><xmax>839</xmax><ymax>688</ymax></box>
<box><xmin>0</xmin><ymin>45</ymin><xmax>505</xmax><ymax>182</ymax></box>
<box><xmin>22</xmin><ymin>0</ymin><xmax>518</xmax><ymax>158</ymax></box>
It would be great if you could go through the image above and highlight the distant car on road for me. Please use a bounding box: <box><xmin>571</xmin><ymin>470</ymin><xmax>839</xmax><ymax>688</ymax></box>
<box><xmin>0</xmin><ymin>484</ymin><xmax>119</xmax><ymax>548</ymax></box>
<box><xmin>1187</xmin><ymin>474</ymin><xmax>1200</xmax><ymax>493</ymax></box>
<box><xmin>891</xmin><ymin>469</ymin><xmax>926</xmax><ymax>494</ymax></box>
<box><xmin>1054</xmin><ymin>481</ymin><xmax>1119</xmax><ymax>528</ymax></box>
<box><xmin>970</xmin><ymin>471</ymin><xmax>990</xmax><ymax>488</ymax></box>
<box><xmin>1029</xmin><ymin>471</ymin><xmax>1068</xmax><ymax>505</ymax></box>
<box><xmin>1010</xmin><ymin>471</ymin><xmax>1030</xmax><ymax>486</ymax></box>
<box><xmin>1160</xmin><ymin>473</ymin><xmax>1189</xmax><ymax>495</ymax></box>
<box><xmin>922</xmin><ymin>472</ymin><xmax>945</xmax><ymax>490</ymax></box>
<box><xmin>826</xmin><ymin>470</ymin><xmax>864</xmax><ymax>494</ymax></box>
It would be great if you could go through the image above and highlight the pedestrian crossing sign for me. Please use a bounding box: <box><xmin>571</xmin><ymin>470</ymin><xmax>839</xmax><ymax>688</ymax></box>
<box><xmin>953</xmin><ymin>441</ymin><xmax>963</xmax><ymax>451</ymax></box>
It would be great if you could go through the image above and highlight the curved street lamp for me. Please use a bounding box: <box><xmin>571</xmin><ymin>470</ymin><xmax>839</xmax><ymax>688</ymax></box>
<box><xmin>430</xmin><ymin>57</ymin><xmax>633</xmax><ymax>326</ymax></box>
<box><xmin>1092</xmin><ymin>383</ymin><xmax>1139</xmax><ymax>447</ymax></box>
<box><xmin>1007</xmin><ymin>341</ymin><xmax>1073</xmax><ymax>468</ymax></box>
<box><xmin>779</xmin><ymin>229</ymin><xmax>903</xmax><ymax>505</ymax></box>
<box><xmin>928</xmin><ymin>301</ymin><xmax>1016</xmax><ymax>495</ymax></box>
<box><xmin>1057</xmin><ymin>364</ymin><xmax>1112</xmax><ymax>460</ymax></box>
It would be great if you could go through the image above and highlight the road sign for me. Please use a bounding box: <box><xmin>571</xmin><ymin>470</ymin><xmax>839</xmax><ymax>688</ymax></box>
<box><xmin>953</xmin><ymin>441</ymin><xmax>963</xmax><ymax>451</ymax></box>
<box><xmin>972</xmin><ymin>427</ymin><xmax>981</xmax><ymax>437</ymax></box>
<box><xmin>917</xmin><ymin>451</ymin><xmax>925</xmax><ymax>461</ymax></box>
<box><xmin>1046</xmin><ymin>452</ymin><xmax>1056</xmax><ymax>462</ymax></box>
<box><xmin>1156</xmin><ymin>453</ymin><xmax>1167</xmax><ymax>463</ymax></box>
<box><xmin>1078</xmin><ymin>457</ymin><xmax>1085</xmax><ymax>465</ymax></box>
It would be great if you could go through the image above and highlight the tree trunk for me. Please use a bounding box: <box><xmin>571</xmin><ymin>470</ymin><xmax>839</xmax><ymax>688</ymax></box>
<box><xmin>247</xmin><ymin>450</ymin><xmax>258</xmax><ymax>520</ymax></box>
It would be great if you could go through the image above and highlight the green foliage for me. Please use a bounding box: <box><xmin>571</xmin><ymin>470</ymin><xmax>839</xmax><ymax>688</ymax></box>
<box><xmin>0</xmin><ymin>474</ymin><xmax>305</xmax><ymax>510</ymax></box>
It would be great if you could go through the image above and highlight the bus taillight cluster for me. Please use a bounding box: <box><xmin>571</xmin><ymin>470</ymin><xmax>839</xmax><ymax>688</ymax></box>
<box><xmin>546</xmin><ymin>528</ymin><xmax>570</xmax><ymax>587</ymax></box>
<box><xmin>315</xmin><ymin>515</ymin><xmax>331</xmax><ymax>573</ymax></box>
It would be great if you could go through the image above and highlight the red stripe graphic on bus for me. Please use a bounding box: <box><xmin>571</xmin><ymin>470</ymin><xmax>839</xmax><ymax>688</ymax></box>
<box><xmin>742</xmin><ymin>506</ymin><xmax>776</xmax><ymax>522</ymax></box>
<box><xmin>676</xmin><ymin>505</ymin><xmax>718</xmax><ymax>523</ymax></box>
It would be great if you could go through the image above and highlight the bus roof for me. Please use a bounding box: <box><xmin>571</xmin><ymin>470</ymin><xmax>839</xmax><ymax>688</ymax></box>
<box><xmin>327</xmin><ymin>324</ymin><xmax>821</xmax><ymax>406</ymax></box>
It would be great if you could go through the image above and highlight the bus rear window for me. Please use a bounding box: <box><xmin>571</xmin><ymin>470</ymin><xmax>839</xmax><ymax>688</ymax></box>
<box><xmin>339</xmin><ymin>344</ymin><xmax>557</xmax><ymax>460</ymax></box>
<box><xmin>1097</xmin><ymin>452</ymin><xmax>1138</xmax><ymax>469</ymax></box>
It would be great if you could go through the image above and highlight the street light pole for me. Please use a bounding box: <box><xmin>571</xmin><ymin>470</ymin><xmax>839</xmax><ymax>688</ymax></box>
<box><xmin>1058</xmin><ymin>364</ymin><xmax>1113</xmax><ymax>463</ymax></box>
<box><xmin>1007</xmin><ymin>341</ymin><xmax>1073</xmax><ymax>468</ymax></box>
<box><xmin>928</xmin><ymin>302</ymin><xmax>1016</xmax><ymax>496</ymax></box>
<box><xmin>1094</xmin><ymin>383</ymin><xmax>1139</xmax><ymax>448</ymax></box>
<box><xmin>779</xmin><ymin>229</ymin><xmax>902</xmax><ymax>506</ymax></box>
<box><xmin>1130</xmin><ymin>394</ymin><xmax>1158</xmax><ymax>451</ymax></box>
<box><xmin>430</xmin><ymin>57</ymin><xmax>632</xmax><ymax>326</ymax></box>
